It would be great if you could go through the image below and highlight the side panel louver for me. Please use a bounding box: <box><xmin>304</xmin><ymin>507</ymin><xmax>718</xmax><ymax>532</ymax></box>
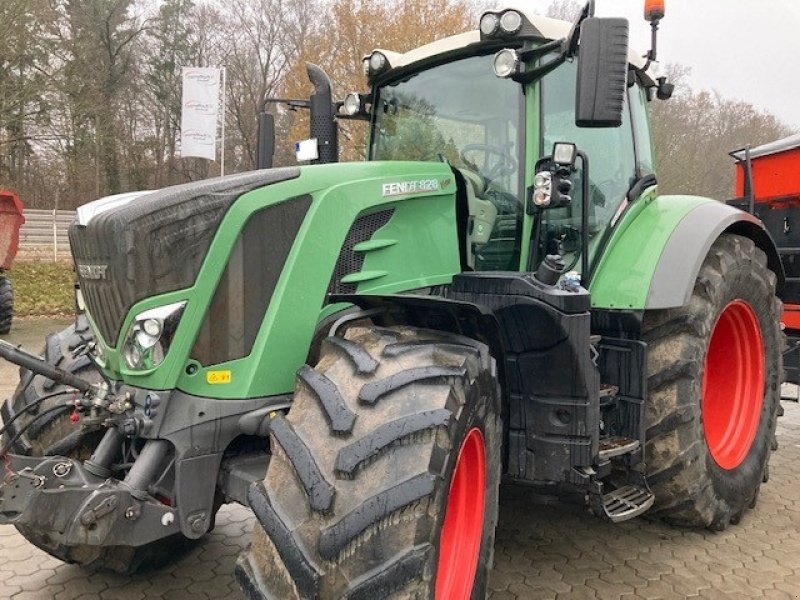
<box><xmin>327</xmin><ymin>209</ymin><xmax>394</xmax><ymax>295</ymax></box>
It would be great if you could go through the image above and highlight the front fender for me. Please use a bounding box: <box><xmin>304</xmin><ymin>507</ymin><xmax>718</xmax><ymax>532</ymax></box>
<box><xmin>590</xmin><ymin>191</ymin><xmax>783</xmax><ymax>310</ymax></box>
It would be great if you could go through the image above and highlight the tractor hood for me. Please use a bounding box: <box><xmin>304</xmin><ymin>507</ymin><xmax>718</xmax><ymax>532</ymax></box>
<box><xmin>70</xmin><ymin>168</ymin><xmax>301</xmax><ymax>346</ymax></box>
<box><xmin>69</xmin><ymin>161</ymin><xmax>460</xmax><ymax>398</ymax></box>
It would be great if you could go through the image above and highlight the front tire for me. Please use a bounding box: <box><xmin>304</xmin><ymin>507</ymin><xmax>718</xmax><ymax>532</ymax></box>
<box><xmin>643</xmin><ymin>234</ymin><xmax>781</xmax><ymax>529</ymax></box>
<box><xmin>237</xmin><ymin>325</ymin><xmax>502</xmax><ymax>599</ymax></box>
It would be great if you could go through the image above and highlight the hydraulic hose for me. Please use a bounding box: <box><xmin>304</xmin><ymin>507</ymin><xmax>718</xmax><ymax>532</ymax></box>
<box><xmin>0</xmin><ymin>340</ymin><xmax>93</xmax><ymax>393</ymax></box>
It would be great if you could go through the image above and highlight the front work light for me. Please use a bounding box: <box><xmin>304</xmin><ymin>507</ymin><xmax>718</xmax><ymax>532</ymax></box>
<box><xmin>368</xmin><ymin>52</ymin><xmax>388</xmax><ymax>75</ymax></box>
<box><xmin>553</xmin><ymin>142</ymin><xmax>578</xmax><ymax>168</ymax></box>
<box><xmin>122</xmin><ymin>301</ymin><xmax>187</xmax><ymax>370</ymax></box>
<box><xmin>493</xmin><ymin>49</ymin><xmax>520</xmax><ymax>78</ymax></box>
<box><xmin>343</xmin><ymin>93</ymin><xmax>362</xmax><ymax>116</ymax></box>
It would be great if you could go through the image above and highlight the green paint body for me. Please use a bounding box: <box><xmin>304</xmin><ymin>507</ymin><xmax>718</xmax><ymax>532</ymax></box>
<box><xmin>83</xmin><ymin>73</ymin><xmax>739</xmax><ymax>401</ymax></box>
<box><xmin>589</xmin><ymin>190</ymin><xmax>711</xmax><ymax>309</ymax></box>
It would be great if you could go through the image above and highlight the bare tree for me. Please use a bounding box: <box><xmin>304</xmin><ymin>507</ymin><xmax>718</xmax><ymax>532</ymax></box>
<box><xmin>651</xmin><ymin>67</ymin><xmax>794</xmax><ymax>200</ymax></box>
<box><xmin>546</xmin><ymin>0</ymin><xmax>582</xmax><ymax>21</ymax></box>
<box><xmin>62</xmin><ymin>0</ymin><xmax>149</xmax><ymax>195</ymax></box>
<box><xmin>279</xmin><ymin>0</ymin><xmax>473</xmax><ymax>163</ymax></box>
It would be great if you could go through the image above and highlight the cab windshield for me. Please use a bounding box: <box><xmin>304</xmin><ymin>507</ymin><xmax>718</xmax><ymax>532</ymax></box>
<box><xmin>369</xmin><ymin>53</ymin><xmax>524</xmax><ymax>269</ymax></box>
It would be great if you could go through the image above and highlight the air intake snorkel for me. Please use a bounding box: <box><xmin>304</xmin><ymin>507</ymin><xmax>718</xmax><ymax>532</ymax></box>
<box><xmin>306</xmin><ymin>63</ymin><xmax>339</xmax><ymax>165</ymax></box>
<box><xmin>256</xmin><ymin>63</ymin><xmax>340</xmax><ymax>169</ymax></box>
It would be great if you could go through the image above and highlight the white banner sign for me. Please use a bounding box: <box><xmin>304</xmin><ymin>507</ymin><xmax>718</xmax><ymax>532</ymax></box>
<box><xmin>180</xmin><ymin>67</ymin><xmax>221</xmax><ymax>161</ymax></box>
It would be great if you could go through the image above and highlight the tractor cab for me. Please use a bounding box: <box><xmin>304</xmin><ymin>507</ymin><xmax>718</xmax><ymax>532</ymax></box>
<box><xmin>343</xmin><ymin>3</ymin><xmax>671</xmax><ymax>283</ymax></box>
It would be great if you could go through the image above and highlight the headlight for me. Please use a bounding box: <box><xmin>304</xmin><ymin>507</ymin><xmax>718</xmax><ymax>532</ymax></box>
<box><xmin>122</xmin><ymin>301</ymin><xmax>187</xmax><ymax>370</ymax></box>
<box><xmin>533</xmin><ymin>171</ymin><xmax>552</xmax><ymax>207</ymax></box>
<box><xmin>493</xmin><ymin>49</ymin><xmax>520</xmax><ymax>78</ymax></box>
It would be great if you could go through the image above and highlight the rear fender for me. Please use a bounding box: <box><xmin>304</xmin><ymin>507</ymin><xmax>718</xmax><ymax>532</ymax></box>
<box><xmin>590</xmin><ymin>193</ymin><xmax>784</xmax><ymax>310</ymax></box>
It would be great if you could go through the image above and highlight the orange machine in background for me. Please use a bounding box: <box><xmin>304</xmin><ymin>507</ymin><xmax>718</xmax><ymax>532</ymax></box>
<box><xmin>730</xmin><ymin>135</ymin><xmax>800</xmax><ymax>391</ymax></box>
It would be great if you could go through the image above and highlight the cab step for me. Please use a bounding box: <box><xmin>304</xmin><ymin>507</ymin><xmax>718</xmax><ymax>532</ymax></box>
<box><xmin>598</xmin><ymin>436</ymin><xmax>640</xmax><ymax>459</ymax></box>
<box><xmin>601</xmin><ymin>484</ymin><xmax>654</xmax><ymax>523</ymax></box>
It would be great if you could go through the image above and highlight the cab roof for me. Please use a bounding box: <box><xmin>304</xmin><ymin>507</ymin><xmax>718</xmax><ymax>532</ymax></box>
<box><xmin>369</xmin><ymin>9</ymin><xmax>648</xmax><ymax>79</ymax></box>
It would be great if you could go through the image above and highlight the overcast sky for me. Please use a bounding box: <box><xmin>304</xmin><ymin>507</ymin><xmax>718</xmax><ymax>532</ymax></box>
<box><xmin>508</xmin><ymin>0</ymin><xmax>800</xmax><ymax>131</ymax></box>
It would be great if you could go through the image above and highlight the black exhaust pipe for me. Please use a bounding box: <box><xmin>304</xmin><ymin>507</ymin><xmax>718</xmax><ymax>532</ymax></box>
<box><xmin>306</xmin><ymin>63</ymin><xmax>338</xmax><ymax>165</ymax></box>
<box><xmin>256</xmin><ymin>64</ymin><xmax>339</xmax><ymax>169</ymax></box>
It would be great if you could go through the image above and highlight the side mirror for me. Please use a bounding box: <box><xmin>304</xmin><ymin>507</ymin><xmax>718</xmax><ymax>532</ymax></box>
<box><xmin>575</xmin><ymin>17</ymin><xmax>629</xmax><ymax>127</ymax></box>
<box><xmin>256</xmin><ymin>112</ymin><xmax>275</xmax><ymax>169</ymax></box>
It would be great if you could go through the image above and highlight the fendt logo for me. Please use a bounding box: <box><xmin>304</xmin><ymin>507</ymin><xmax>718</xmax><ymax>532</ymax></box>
<box><xmin>77</xmin><ymin>264</ymin><xmax>109</xmax><ymax>280</ymax></box>
<box><xmin>382</xmin><ymin>179</ymin><xmax>440</xmax><ymax>197</ymax></box>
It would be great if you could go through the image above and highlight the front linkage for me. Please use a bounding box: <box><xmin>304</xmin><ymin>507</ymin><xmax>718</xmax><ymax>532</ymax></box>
<box><xmin>0</xmin><ymin>338</ymin><xmax>284</xmax><ymax>557</ymax></box>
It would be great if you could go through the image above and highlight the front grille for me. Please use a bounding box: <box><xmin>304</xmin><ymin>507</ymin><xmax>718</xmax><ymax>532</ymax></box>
<box><xmin>327</xmin><ymin>209</ymin><xmax>394</xmax><ymax>295</ymax></box>
<box><xmin>70</xmin><ymin>168</ymin><xmax>300</xmax><ymax>345</ymax></box>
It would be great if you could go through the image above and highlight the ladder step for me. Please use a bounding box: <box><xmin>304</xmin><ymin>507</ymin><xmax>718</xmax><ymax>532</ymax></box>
<box><xmin>598</xmin><ymin>436</ymin><xmax>640</xmax><ymax>459</ymax></box>
<box><xmin>601</xmin><ymin>484</ymin><xmax>654</xmax><ymax>523</ymax></box>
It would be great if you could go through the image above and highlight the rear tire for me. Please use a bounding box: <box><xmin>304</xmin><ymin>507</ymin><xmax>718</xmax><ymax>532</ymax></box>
<box><xmin>236</xmin><ymin>325</ymin><xmax>502</xmax><ymax>599</ymax></box>
<box><xmin>643</xmin><ymin>234</ymin><xmax>781</xmax><ymax>529</ymax></box>
<box><xmin>3</xmin><ymin>316</ymin><xmax>196</xmax><ymax>574</ymax></box>
<box><xmin>0</xmin><ymin>275</ymin><xmax>13</xmax><ymax>335</ymax></box>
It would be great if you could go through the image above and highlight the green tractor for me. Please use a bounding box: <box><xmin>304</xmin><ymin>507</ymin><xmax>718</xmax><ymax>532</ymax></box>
<box><xmin>0</xmin><ymin>2</ymin><xmax>784</xmax><ymax>598</ymax></box>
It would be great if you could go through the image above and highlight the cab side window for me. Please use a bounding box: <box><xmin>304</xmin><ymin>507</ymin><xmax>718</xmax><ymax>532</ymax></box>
<box><xmin>629</xmin><ymin>83</ymin><xmax>656</xmax><ymax>177</ymax></box>
<box><xmin>541</xmin><ymin>59</ymin><xmax>638</xmax><ymax>234</ymax></box>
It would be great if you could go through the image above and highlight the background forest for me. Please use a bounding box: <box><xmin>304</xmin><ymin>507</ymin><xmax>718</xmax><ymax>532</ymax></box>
<box><xmin>0</xmin><ymin>0</ymin><xmax>794</xmax><ymax>210</ymax></box>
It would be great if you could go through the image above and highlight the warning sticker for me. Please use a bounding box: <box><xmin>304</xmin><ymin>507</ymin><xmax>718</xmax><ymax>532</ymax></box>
<box><xmin>206</xmin><ymin>370</ymin><xmax>232</xmax><ymax>384</ymax></box>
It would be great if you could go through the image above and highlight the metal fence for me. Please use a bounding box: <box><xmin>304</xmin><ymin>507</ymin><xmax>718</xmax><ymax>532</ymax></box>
<box><xmin>18</xmin><ymin>209</ymin><xmax>76</xmax><ymax>261</ymax></box>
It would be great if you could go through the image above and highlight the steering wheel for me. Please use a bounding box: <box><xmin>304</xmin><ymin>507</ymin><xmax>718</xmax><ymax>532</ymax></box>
<box><xmin>460</xmin><ymin>144</ymin><xmax>518</xmax><ymax>180</ymax></box>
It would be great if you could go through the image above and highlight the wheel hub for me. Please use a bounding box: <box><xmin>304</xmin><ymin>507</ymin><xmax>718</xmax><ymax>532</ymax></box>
<box><xmin>702</xmin><ymin>299</ymin><xmax>765</xmax><ymax>470</ymax></box>
<box><xmin>435</xmin><ymin>427</ymin><xmax>486</xmax><ymax>599</ymax></box>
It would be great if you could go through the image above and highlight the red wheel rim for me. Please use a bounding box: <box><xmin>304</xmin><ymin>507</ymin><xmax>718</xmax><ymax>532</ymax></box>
<box><xmin>702</xmin><ymin>300</ymin><xmax>765</xmax><ymax>470</ymax></box>
<box><xmin>435</xmin><ymin>427</ymin><xmax>486</xmax><ymax>600</ymax></box>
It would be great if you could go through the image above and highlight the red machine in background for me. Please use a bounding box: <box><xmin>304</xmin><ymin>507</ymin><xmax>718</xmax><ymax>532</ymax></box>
<box><xmin>730</xmin><ymin>135</ymin><xmax>800</xmax><ymax>391</ymax></box>
<box><xmin>0</xmin><ymin>190</ymin><xmax>25</xmax><ymax>334</ymax></box>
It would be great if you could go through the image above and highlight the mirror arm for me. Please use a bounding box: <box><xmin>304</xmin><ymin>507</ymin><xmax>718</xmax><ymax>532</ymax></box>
<box><xmin>566</xmin><ymin>0</ymin><xmax>595</xmax><ymax>58</ymax></box>
<box><xmin>519</xmin><ymin>38</ymin><xmax>566</xmax><ymax>62</ymax></box>
<box><xmin>512</xmin><ymin>53</ymin><xmax>566</xmax><ymax>85</ymax></box>
<box><xmin>262</xmin><ymin>97</ymin><xmax>311</xmax><ymax>111</ymax></box>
